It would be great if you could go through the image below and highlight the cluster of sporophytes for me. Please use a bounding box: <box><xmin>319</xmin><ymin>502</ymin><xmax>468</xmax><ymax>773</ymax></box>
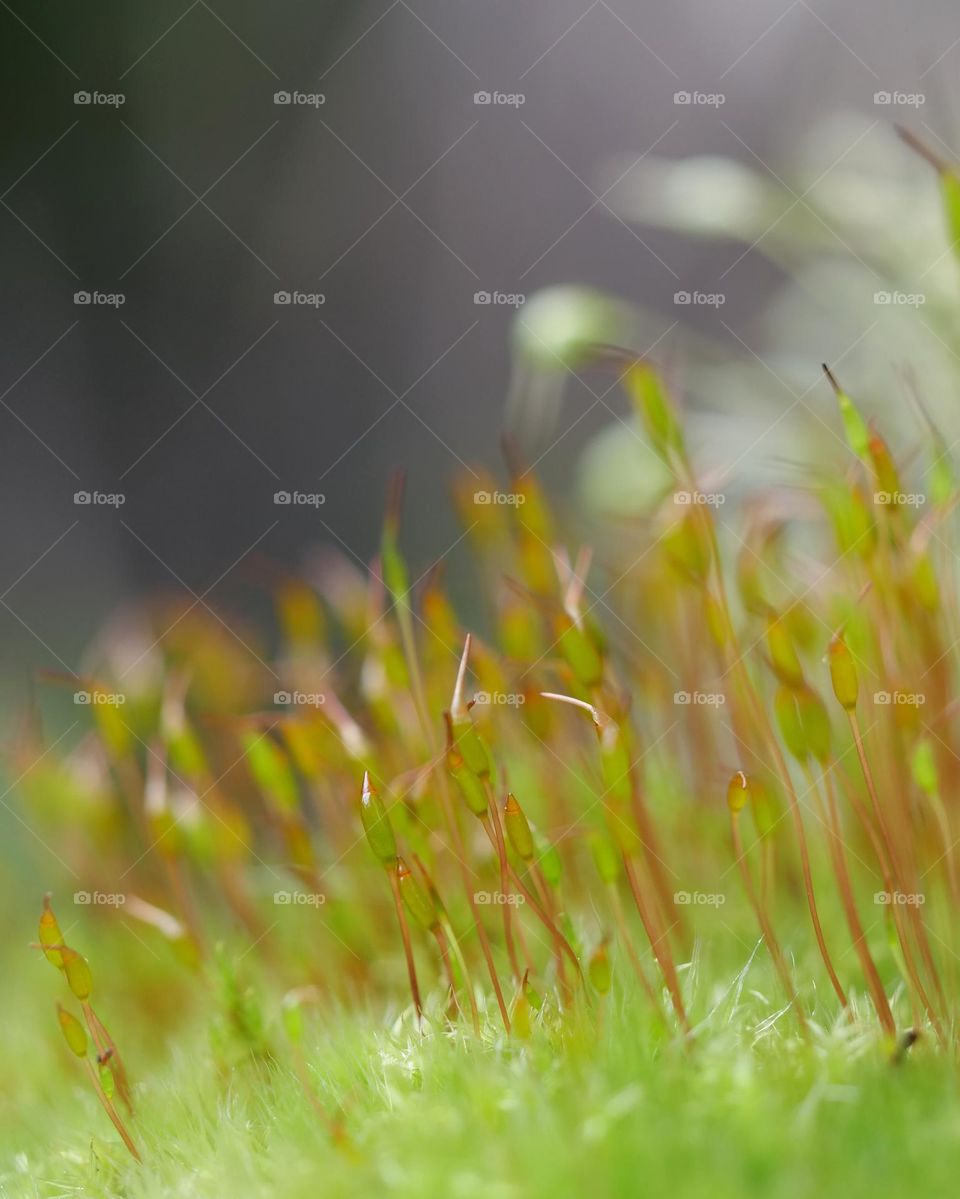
<box><xmin>22</xmin><ymin>353</ymin><xmax>960</xmax><ymax>1160</ymax></box>
<box><xmin>35</xmin><ymin>896</ymin><xmax>140</xmax><ymax>1161</ymax></box>
<box><xmin>19</xmin><ymin>123</ymin><xmax>960</xmax><ymax>1170</ymax></box>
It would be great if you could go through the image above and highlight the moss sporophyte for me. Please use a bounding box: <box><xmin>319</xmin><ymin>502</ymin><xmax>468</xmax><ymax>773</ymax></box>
<box><xmin>32</xmin><ymin>155</ymin><xmax>960</xmax><ymax>1162</ymax></box>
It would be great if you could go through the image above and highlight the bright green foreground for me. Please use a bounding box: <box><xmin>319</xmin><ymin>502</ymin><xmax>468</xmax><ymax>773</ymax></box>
<box><xmin>5</xmin><ymin>922</ymin><xmax>959</xmax><ymax>1199</ymax></box>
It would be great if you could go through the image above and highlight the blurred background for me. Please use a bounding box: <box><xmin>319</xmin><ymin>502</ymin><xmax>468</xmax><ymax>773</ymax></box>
<box><xmin>2</xmin><ymin>0</ymin><xmax>960</xmax><ymax>699</ymax></box>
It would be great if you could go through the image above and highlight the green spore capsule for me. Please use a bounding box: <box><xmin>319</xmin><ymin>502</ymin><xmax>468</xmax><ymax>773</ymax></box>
<box><xmin>57</xmin><ymin>1004</ymin><xmax>88</xmax><ymax>1057</ymax></box>
<box><xmin>774</xmin><ymin>685</ymin><xmax>807</xmax><ymax>762</ymax></box>
<box><xmin>504</xmin><ymin>793</ymin><xmax>535</xmax><ymax>861</ymax></box>
<box><xmin>589</xmin><ymin>831</ymin><xmax>620</xmax><ymax>884</ymax></box>
<box><xmin>397</xmin><ymin>858</ymin><xmax>437</xmax><ymax>930</ymax></box>
<box><xmin>589</xmin><ymin>942</ymin><xmax>612</xmax><ymax>995</ymax></box>
<box><xmin>766</xmin><ymin>616</ymin><xmax>804</xmax><ymax>688</ymax></box>
<box><xmin>359</xmin><ymin>772</ymin><xmax>397</xmax><ymax>864</ymax></box>
<box><xmin>61</xmin><ymin>946</ymin><xmax>93</xmax><ymax>1002</ymax></box>
<box><xmin>727</xmin><ymin>771</ymin><xmax>749</xmax><ymax>814</ymax></box>
<box><xmin>828</xmin><ymin>636</ymin><xmax>859</xmax><ymax>711</ymax></box>
<box><xmin>39</xmin><ymin>895</ymin><xmax>65</xmax><ymax>970</ymax></box>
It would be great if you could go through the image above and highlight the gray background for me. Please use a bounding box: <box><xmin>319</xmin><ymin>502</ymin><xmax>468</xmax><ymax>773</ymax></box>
<box><xmin>0</xmin><ymin>0</ymin><xmax>955</xmax><ymax>686</ymax></box>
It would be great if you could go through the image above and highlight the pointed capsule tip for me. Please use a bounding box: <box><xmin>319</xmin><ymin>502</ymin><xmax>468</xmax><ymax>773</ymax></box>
<box><xmin>822</xmin><ymin>363</ymin><xmax>840</xmax><ymax>394</ymax></box>
<box><xmin>451</xmin><ymin>634</ymin><xmax>473</xmax><ymax>720</ymax></box>
<box><xmin>727</xmin><ymin>770</ymin><xmax>749</xmax><ymax>813</ymax></box>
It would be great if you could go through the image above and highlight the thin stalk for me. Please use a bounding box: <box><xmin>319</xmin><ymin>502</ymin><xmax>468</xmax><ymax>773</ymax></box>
<box><xmin>622</xmin><ymin>853</ymin><xmax>690</xmax><ymax>1033</ymax></box>
<box><xmin>508</xmin><ymin>864</ymin><xmax>583</xmax><ymax>985</ymax></box>
<box><xmin>760</xmin><ymin>837</ymin><xmax>774</xmax><ymax>912</ymax></box>
<box><xmin>387</xmin><ymin>863</ymin><xmax>423</xmax><ymax>1022</ymax></box>
<box><xmin>383</xmin><ymin>512</ymin><xmax>510</xmax><ymax>1032</ymax></box>
<box><xmin>541</xmin><ymin>689</ymin><xmax>683</xmax><ymax>943</ymax></box>
<box><xmin>413</xmin><ymin>853</ymin><xmax>481</xmax><ymax>1034</ymax></box>
<box><xmin>433</xmin><ymin>923</ymin><xmax>463</xmax><ymax>1019</ymax></box>
<box><xmin>813</xmin><ymin>767</ymin><xmax>895</xmax><ymax>1038</ymax></box>
<box><xmin>607</xmin><ymin>880</ymin><xmax>661</xmax><ymax>1012</ymax></box>
<box><xmin>435</xmin><ymin>784</ymin><xmax>511</xmax><ymax>1032</ymax></box>
<box><xmin>438</xmin><ymin>913</ymin><xmax>481</xmax><ymax>1035</ymax></box>
<box><xmin>835</xmin><ymin>762</ymin><xmax>927</xmax><ymax>1030</ymax></box>
<box><xmin>82</xmin><ymin>1059</ymin><xmax>141</xmax><ymax>1163</ymax></box>
<box><xmin>849</xmin><ymin>711</ymin><xmax>946</xmax><ymax>1039</ymax></box>
<box><xmin>730</xmin><ymin>812</ymin><xmax>808</xmax><ymax>1036</ymax></box>
<box><xmin>924</xmin><ymin>785</ymin><xmax>960</xmax><ymax>910</ymax></box>
<box><xmin>481</xmin><ymin>800</ymin><xmax>522</xmax><ymax>982</ymax></box>
<box><xmin>475</xmin><ymin>812</ymin><xmax>583</xmax><ymax>986</ymax></box>
<box><xmin>82</xmin><ymin>1003</ymin><xmax>132</xmax><ymax>1115</ymax></box>
<box><xmin>531</xmin><ymin>861</ymin><xmax>569</xmax><ymax>1000</ymax></box>
<box><xmin>749</xmin><ymin>688</ymin><xmax>848</xmax><ymax>1009</ymax></box>
<box><xmin>711</xmin><ymin>582</ymin><xmax>847</xmax><ymax>1007</ymax></box>
<box><xmin>784</xmin><ymin>776</ymin><xmax>848</xmax><ymax>1010</ymax></box>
